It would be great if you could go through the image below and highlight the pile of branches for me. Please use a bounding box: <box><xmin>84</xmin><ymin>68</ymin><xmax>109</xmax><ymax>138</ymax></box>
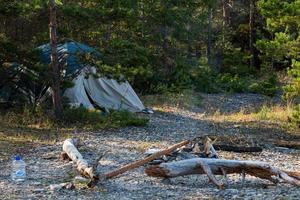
<box><xmin>59</xmin><ymin>137</ymin><xmax>300</xmax><ymax>190</ymax></box>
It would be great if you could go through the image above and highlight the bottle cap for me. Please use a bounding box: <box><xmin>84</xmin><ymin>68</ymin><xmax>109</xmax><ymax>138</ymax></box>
<box><xmin>15</xmin><ymin>156</ymin><xmax>22</xmax><ymax>160</ymax></box>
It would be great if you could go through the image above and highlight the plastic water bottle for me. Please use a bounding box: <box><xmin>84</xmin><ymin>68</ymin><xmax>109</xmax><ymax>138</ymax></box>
<box><xmin>11</xmin><ymin>155</ymin><xmax>26</xmax><ymax>182</ymax></box>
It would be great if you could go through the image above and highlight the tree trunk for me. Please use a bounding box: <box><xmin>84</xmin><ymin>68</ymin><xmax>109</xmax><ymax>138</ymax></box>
<box><xmin>49</xmin><ymin>0</ymin><xmax>63</xmax><ymax>119</ymax></box>
<box><xmin>222</xmin><ymin>0</ymin><xmax>230</xmax><ymax>27</ymax></box>
<box><xmin>207</xmin><ymin>7</ymin><xmax>212</xmax><ymax>66</ymax></box>
<box><xmin>249</xmin><ymin>0</ymin><xmax>256</xmax><ymax>69</ymax></box>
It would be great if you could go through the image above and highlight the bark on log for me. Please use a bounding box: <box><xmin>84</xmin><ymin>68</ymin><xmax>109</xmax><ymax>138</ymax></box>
<box><xmin>62</xmin><ymin>138</ymin><xmax>97</xmax><ymax>180</ymax></box>
<box><xmin>145</xmin><ymin>158</ymin><xmax>300</xmax><ymax>187</ymax></box>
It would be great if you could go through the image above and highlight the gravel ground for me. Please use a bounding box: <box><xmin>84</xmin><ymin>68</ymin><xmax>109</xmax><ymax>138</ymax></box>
<box><xmin>0</xmin><ymin>93</ymin><xmax>299</xmax><ymax>200</ymax></box>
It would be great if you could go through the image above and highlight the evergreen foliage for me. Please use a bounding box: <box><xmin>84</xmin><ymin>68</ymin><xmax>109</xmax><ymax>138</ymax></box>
<box><xmin>257</xmin><ymin>0</ymin><xmax>300</xmax><ymax>125</ymax></box>
<box><xmin>1</xmin><ymin>0</ymin><xmax>299</xmax><ymax>125</ymax></box>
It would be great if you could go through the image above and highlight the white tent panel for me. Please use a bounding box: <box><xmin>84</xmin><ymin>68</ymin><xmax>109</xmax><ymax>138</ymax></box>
<box><xmin>63</xmin><ymin>75</ymin><xmax>95</xmax><ymax>109</ymax></box>
<box><xmin>83</xmin><ymin>76</ymin><xmax>145</xmax><ymax>112</ymax></box>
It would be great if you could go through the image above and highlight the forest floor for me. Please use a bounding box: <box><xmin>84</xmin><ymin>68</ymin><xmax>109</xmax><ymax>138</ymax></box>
<box><xmin>0</xmin><ymin>92</ymin><xmax>300</xmax><ymax>200</ymax></box>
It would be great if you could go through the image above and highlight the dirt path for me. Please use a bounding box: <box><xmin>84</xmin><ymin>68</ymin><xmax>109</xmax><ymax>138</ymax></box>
<box><xmin>0</xmin><ymin>93</ymin><xmax>299</xmax><ymax>199</ymax></box>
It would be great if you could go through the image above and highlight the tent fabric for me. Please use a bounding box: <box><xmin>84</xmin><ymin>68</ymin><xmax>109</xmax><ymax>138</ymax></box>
<box><xmin>38</xmin><ymin>41</ymin><xmax>100</xmax><ymax>76</ymax></box>
<box><xmin>63</xmin><ymin>74</ymin><xmax>95</xmax><ymax>110</ymax></box>
<box><xmin>83</xmin><ymin>75</ymin><xmax>145</xmax><ymax>113</ymax></box>
<box><xmin>38</xmin><ymin>41</ymin><xmax>145</xmax><ymax>112</ymax></box>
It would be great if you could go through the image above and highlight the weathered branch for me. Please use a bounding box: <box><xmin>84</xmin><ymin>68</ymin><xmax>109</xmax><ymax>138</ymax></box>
<box><xmin>103</xmin><ymin>140</ymin><xmax>190</xmax><ymax>179</ymax></box>
<box><xmin>199</xmin><ymin>159</ymin><xmax>224</xmax><ymax>189</ymax></box>
<box><xmin>145</xmin><ymin>158</ymin><xmax>300</xmax><ymax>187</ymax></box>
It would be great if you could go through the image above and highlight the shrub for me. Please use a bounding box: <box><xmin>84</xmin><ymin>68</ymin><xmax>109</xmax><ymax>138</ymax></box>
<box><xmin>192</xmin><ymin>68</ymin><xmax>277</xmax><ymax>96</ymax></box>
<box><xmin>289</xmin><ymin>104</ymin><xmax>300</xmax><ymax>127</ymax></box>
<box><xmin>222</xmin><ymin>48</ymin><xmax>253</xmax><ymax>75</ymax></box>
<box><xmin>283</xmin><ymin>60</ymin><xmax>300</xmax><ymax>102</ymax></box>
<box><xmin>192</xmin><ymin>65</ymin><xmax>219</xmax><ymax>93</ymax></box>
<box><xmin>283</xmin><ymin>60</ymin><xmax>300</xmax><ymax>127</ymax></box>
<box><xmin>217</xmin><ymin>73</ymin><xmax>248</xmax><ymax>93</ymax></box>
<box><xmin>248</xmin><ymin>75</ymin><xmax>277</xmax><ymax>96</ymax></box>
<box><xmin>107</xmin><ymin>110</ymin><xmax>149</xmax><ymax>128</ymax></box>
<box><xmin>62</xmin><ymin>107</ymin><xmax>104</xmax><ymax>125</ymax></box>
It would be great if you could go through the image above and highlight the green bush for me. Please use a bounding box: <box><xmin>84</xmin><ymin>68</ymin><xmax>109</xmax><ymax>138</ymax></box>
<box><xmin>63</xmin><ymin>107</ymin><xmax>104</xmax><ymax>125</ymax></box>
<box><xmin>289</xmin><ymin>104</ymin><xmax>300</xmax><ymax>127</ymax></box>
<box><xmin>222</xmin><ymin>48</ymin><xmax>254</xmax><ymax>75</ymax></box>
<box><xmin>107</xmin><ymin>110</ymin><xmax>149</xmax><ymax>128</ymax></box>
<box><xmin>217</xmin><ymin>73</ymin><xmax>248</xmax><ymax>93</ymax></box>
<box><xmin>192</xmin><ymin>68</ymin><xmax>277</xmax><ymax>96</ymax></box>
<box><xmin>248</xmin><ymin>75</ymin><xmax>277</xmax><ymax>96</ymax></box>
<box><xmin>283</xmin><ymin>60</ymin><xmax>300</xmax><ymax>102</ymax></box>
<box><xmin>192</xmin><ymin>65</ymin><xmax>219</xmax><ymax>93</ymax></box>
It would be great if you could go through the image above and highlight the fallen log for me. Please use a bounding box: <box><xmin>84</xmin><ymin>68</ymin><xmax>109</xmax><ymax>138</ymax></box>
<box><xmin>103</xmin><ymin>140</ymin><xmax>190</xmax><ymax>179</ymax></box>
<box><xmin>275</xmin><ymin>140</ymin><xmax>300</xmax><ymax>150</ymax></box>
<box><xmin>145</xmin><ymin>158</ymin><xmax>300</xmax><ymax>188</ymax></box>
<box><xmin>62</xmin><ymin>138</ymin><xmax>190</xmax><ymax>185</ymax></box>
<box><xmin>62</xmin><ymin>138</ymin><xmax>97</xmax><ymax>180</ymax></box>
<box><xmin>213</xmin><ymin>145</ymin><xmax>262</xmax><ymax>153</ymax></box>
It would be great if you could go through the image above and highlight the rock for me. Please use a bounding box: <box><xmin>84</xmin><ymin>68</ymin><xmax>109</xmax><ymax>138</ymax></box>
<box><xmin>49</xmin><ymin>183</ymin><xmax>67</xmax><ymax>191</ymax></box>
<box><xmin>225</xmin><ymin>189</ymin><xmax>238</xmax><ymax>194</ymax></box>
<box><xmin>49</xmin><ymin>182</ymin><xmax>74</xmax><ymax>192</ymax></box>
<box><xmin>31</xmin><ymin>181</ymin><xmax>42</xmax><ymax>186</ymax></box>
<box><xmin>32</xmin><ymin>188</ymin><xmax>45</xmax><ymax>193</ymax></box>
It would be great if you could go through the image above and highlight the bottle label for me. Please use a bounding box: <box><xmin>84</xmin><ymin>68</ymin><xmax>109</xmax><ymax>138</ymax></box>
<box><xmin>15</xmin><ymin>170</ymin><xmax>25</xmax><ymax>177</ymax></box>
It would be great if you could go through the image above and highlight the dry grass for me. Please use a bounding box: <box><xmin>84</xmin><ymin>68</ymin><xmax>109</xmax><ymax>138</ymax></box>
<box><xmin>0</xmin><ymin>125</ymin><xmax>72</xmax><ymax>144</ymax></box>
<box><xmin>255</xmin><ymin>105</ymin><xmax>291</xmax><ymax>122</ymax></box>
<box><xmin>205</xmin><ymin>105</ymin><xmax>300</xmax><ymax>135</ymax></box>
<box><xmin>205</xmin><ymin>105</ymin><xmax>290</xmax><ymax>123</ymax></box>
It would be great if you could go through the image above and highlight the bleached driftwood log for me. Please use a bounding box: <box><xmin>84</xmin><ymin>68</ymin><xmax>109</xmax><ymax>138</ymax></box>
<box><xmin>145</xmin><ymin>158</ymin><xmax>300</xmax><ymax>188</ymax></box>
<box><xmin>63</xmin><ymin>138</ymin><xmax>97</xmax><ymax>180</ymax></box>
<box><xmin>62</xmin><ymin>138</ymin><xmax>190</xmax><ymax>183</ymax></box>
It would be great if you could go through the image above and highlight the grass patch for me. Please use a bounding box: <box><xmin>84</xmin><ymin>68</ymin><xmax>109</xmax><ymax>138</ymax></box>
<box><xmin>207</xmin><ymin>105</ymin><xmax>290</xmax><ymax>124</ymax></box>
<box><xmin>0</xmin><ymin>106</ymin><xmax>149</xmax><ymax>143</ymax></box>
<box><xmin>255</xmin><ymin>105</ymin><xmax>290</xmax><ymax>122</ymax></box>
<box><xmin>62</xmin><ymin>107</ymin><xmax>149</xmax><ymax>129</ymax></box>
